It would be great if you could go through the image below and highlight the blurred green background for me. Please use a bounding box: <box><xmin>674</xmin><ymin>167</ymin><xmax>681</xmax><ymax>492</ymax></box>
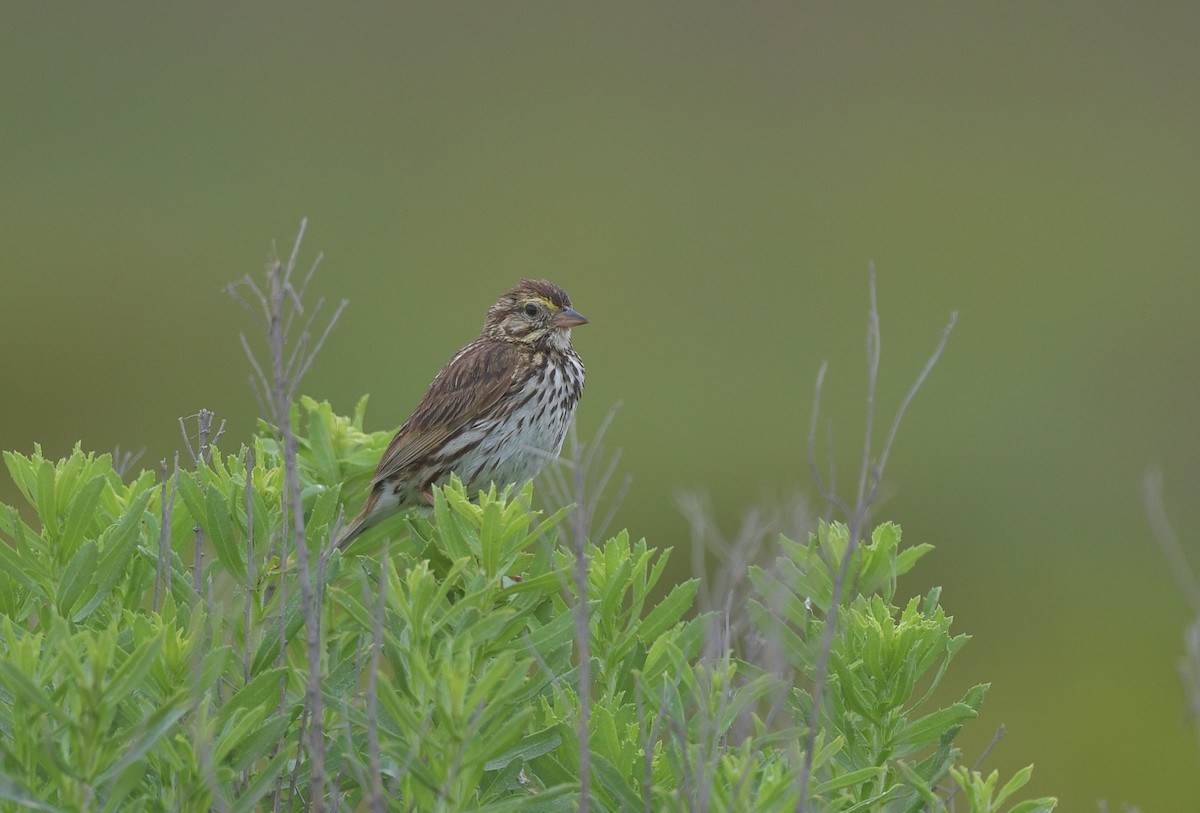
<box><xmin>3</xmin><ymin>3</ymin><xmax>1198</xmax><ymax>807</ymax></box>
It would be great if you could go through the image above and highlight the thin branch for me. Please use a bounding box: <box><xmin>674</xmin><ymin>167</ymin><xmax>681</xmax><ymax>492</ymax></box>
<box><xmin>225</xmin><ymin>276</ymin><xmax>269</xmax><ymax>330</ymax></box>
<box><xmin>824</xmin><ymin>420</ymin><xmax>837</xmax><ymax>523</ymax></box>
<box><xmin>178</xmin><ymin>415</ymin><xmax>197</xmax><ymax>466</ymax></box>
<box><xmin>539</xmin><ymin>401</ymin><xmax>630</xmax><ymax>545</ymax></box>
<box><xmin>535</xmin><ymin>405</ymin><xmax>638</xmax><ymax>813</ymax></box>
<box><xmin>972</xmin><ymin>723</ymin><xmax>1006</xmax><ymax>771</ymax></box>
<box><xmin>180</xmin><ymin>409</ymin><xmax>218</xmax><ymax>597</ymax></box>
<box><xmin>239</xmin><ymin>333</ymin><xmax>273</xmax><ymax>411</ymax></box>
<box><xmin>282</xmin><ymin>251</ymin><xmax>324</xmax><ymax>341</ymax></box>
<box><xmin>154</xmin><ymin>457</ymin><xmax>178</xmax><ymax>613</ymax></box>
<box><xmin>855</xmin><ymin>262</ymin><xmax>881</xmax><ymax>509</ymax></box>
<box><xmin>283</xmin><ymin>297</ymin><xmax>325</xmax><ymax>386</ymax></box>
<box><xmin>572</xmin><ymin>439</ymin><xmax>592</xmax><ymax>813</ymax></box>
<box><xmin>243</xmin><ymin>447</ymin><xmax>255</xmax><ymax>687</ymax></box>
<box><xmin>865</xmin><ymin>311</ymin><xmax>958</xmax><ymax>508</ymax></box>
<box><xmin>270</xmin><ymin>231</ymin><xmax>326</xmax><ymax>813</ymax></box>
<box><xmin>796</xmin><ymin>269</ymin><xmax>957</xmax><ymax>811</ymax></box>
<box><xmin>230</xmin><ymin>218</ymin><xmax>343</xmax><ymax>812</ymax></box>
<box><xmin>113</xmin><ymin>445</ymin><xmax>146</xmax><ymax>478</ymax></box>
<box><xmin>805</xmin><ymin>363</ymin><xmax>850</xmax><ymax>520</ymax></box>
<box><xmin>635</xmin><ymin>674</ymin><xmax>675</xmax><ymax>813</ymax></box>
<box><xmin>366</xmin><ymin>544</ymin><xmax>389</xmax><ymax>813</ymax></box>
<box><xmin>288</xmin><ymin>298</ymin><xmax>349</xmax><ymax>403</ymax></box>
<box><xmin>945</xmin><ymin>724</ymin><xmax>1006</xmax><ymax>809</ymax></box>
<box><xmin>296</xmin><ymin>251</ymin><xmax>324</xmax><ymax>306</ymax></box>
<box><xmin>285</xmin><ymin>220</ymin><xmax>307</xmax><ymax>285</ymax></box>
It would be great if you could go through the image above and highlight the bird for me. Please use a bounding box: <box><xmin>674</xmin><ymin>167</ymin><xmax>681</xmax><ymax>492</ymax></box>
<box><xmin>334</xmin><ymin>279</ymin><xmax>587</xmax><ymax>552</ymax></box>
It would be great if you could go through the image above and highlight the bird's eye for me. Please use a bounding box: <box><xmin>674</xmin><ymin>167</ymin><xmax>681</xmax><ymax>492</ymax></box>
<box><xmin>524</xmin><ymin>303</ymin><xmax>539</xmax><ymax>317</ymax></box>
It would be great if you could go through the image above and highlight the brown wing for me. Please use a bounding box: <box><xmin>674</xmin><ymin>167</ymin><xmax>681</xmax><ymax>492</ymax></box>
<box><xmin>370</xmin><ymin>339</ymin><xmax>524</xmax><ymax>488</ymax></box>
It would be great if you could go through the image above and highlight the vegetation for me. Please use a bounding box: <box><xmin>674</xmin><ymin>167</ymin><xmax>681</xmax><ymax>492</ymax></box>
<box><xmin>0</xmin><ymin>415</ymin><xmax>1054</xmax><ymax>811</ymax></box>
<box><xmin>0</xmin><ymin>224</ymin><xmax>1058</xmax><ymax>811</ymax></box>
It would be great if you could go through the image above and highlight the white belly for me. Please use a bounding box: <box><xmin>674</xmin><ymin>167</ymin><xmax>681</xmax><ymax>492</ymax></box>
<box><xmin>440</xmin><ymin>351</ymin><xmax>583</xmax><ymax>492</ymax></box>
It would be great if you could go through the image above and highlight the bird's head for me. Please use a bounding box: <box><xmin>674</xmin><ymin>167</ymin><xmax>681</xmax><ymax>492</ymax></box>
<box><xmin>483</xmin><ymin>279</ymin><xmax>587</xmax><ymax>350</ymax></box>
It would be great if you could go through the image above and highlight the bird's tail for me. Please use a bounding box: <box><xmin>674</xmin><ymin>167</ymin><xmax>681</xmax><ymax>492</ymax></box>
<box><xmin>326</xmin><ymin>488</ymin><xmax>383</xmax><ymax>559</ymax></box>
<box><xmin>330</xmin><ymin>512</ymin><xmax>371</xmax><ymax>556</ymax></box>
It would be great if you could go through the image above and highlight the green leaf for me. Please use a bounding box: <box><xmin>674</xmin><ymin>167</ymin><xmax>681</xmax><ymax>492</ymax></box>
<box><xmin>2</xmin><ymin>450</ymin><xmax>37</xmax><ymax>503</ymax></box>
<box><xmin>893</xmin><ymin>702</ymin><xmax>978</xmax><ymax>751</ymax></box>
<box><xmin>251</xmin><ymin>589</ymin><xmax>306</xmax><ymax>675</ymax></box>
<box><xmin>352</xmin><ymin>393</ymin><xmax>370</xmax><ymax>429</ymax></box>
<box><xmin>105</xmin><ymin>636</ymin><xmax>163</xmax><ymax>706</ymax></box>
<box><xmin>812</xmin><ymin>766</ymin><xmax>886</xmax><ymax>795</ymax></box>
<box><xmin>225</xmin><ymin>714</ymin><xmax>291</xmax><ymax>769</ymax></box>
<box><xmin>200</xmin><ymin>645</ymin><xmax>233</xmax><ymax>694</ymax></box>
<box><xmin>0</xmin><ymin>660</ymin><xmax>71</xmax><ymax>724</ymax></box>
<box><xmin>484</xmin><ymin>726</ymin><xmax>563</xmax><ymax>771</ymax></box>
<box><xmin>894</xmin><ymin>759</ymin><xmax>941</xmax><ymax>805</ymax></box>
<box><xmin>59</xmin><ymin>474</ymin><xmax>107</xmax><ymax>556</ymax></box>
<box><xmin>56</xmin><ymin>539</ymin><xmax>98</xmax><ymax>615</ymax></box>
<box><xmin>639</xmin><ymin>578</ymin><xmax>698</xmax><ymax>641</ymax></box>
<box><xmin>228</xmin><ymin>748</ymin><xmax>292</xmax><ymax>813</ymax></box>
<box><xmin>35</xmin><ymin>458</ymin><xmax>57</xmax><ymax>539</ymax></box>
<box><xmin>589</xmin><ymin>752</ymin><xmax>642</xmax><ymax>811</ymax></box>
<box><xmin>896</xmin><ymin>542</ymin><xmax>934</xmax><ymax>576</ymax></box>
<box><xmin>0</xmin><ymin>518</ymin><xmax>43</xmax><ymax>595</ymax></box>
<box><xmin>175</xmin><ymin>472</ymin><xmax>207</xmax><ymax>527</ymax></box>
<box><xmin>94</xmin><ymin>697</ymin><xmax>189</xmax><ymax>784</ymax></box>
<box><xmin>206</xmin><ymin>485</ymin><xmax>242</xmax><ymax>575</ymax></box>
<box><xmin>74</xmin><ymin>489</ymin><xmax>153</xmax><ymax>621</ymax></box>
<box><xmin>305</xmin><ymin>399</ymin><xmax>341</xmax><ymax>484</ymax></box>
<box><xmin>0</xmin><ymin>779</ymin><xmax>63</xmax><ymax>812</ymax></box>
<box><xmin>1006</xmin><ymin>799</ymin><xmax>1057</xmax><ymax>813</ymax></box>
<box><xmin>473</xmin><ymin>784</ymin><xmax>576</xmax><ymax>813</ymax></box>
<box><xmin>994</xmin><ymin>764</ymin><xmax>1034</xmax><ymax>806</ymax></box>
<box><xmin>215</xmin><ymin>667</ymin><xmax>289</xmax><ymax>729</ymax></box>
<box><xmin>961</xmin><ymin>682</ymin><xmax>989</xmax><ymax>712</ymax></box>
<box><xmin>100</xmin><ymin>760</ymin><xmax>148</xmax><ymax>813</ymax></box>
<box><xmin>306</xmin><ymin>484</ymin><xmax>341</xmax><ymax>546</ymax></box>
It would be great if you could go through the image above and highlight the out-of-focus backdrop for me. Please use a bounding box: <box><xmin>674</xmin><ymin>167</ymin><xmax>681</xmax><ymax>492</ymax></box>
<box><xmin>3</xmin><ymin>3</ymin><xmax>1198</xmax><ymax>807</ymax></box>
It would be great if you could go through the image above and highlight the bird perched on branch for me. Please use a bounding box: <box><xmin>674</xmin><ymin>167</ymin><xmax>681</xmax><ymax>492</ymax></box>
<box><xmin>335</xmin><ymin>279</ymin><xmax>587</xmax><ymax>551</ymax></box>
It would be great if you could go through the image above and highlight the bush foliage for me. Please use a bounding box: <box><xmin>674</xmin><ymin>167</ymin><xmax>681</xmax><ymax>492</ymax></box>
<box><xmin>0</xmin><ymin>397</ymin><xmax>1055</xmax><ymax>812</ymax></box>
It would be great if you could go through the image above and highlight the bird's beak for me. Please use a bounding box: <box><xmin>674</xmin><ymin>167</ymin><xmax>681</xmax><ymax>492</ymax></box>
<box><xmin>553</xmin><ymin>307</ymin><xmax>588</xmax><ymax>328</ymax></box>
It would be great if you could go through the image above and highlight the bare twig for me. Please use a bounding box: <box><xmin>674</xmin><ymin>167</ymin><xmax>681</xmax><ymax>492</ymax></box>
<box><xmin>243</xmin><ymin>447</ymin><xmax>255</xmax><ymax>687</ymax></box>
<box><xmin>806</xmin><ymin>364</ymin><xmax>850</xmax><ymax>521</ymax></box>
<box><xmin>796</xmin><ymin>269</ymin><xmax>957</xmax><ymax>811</ymax></box>
<box><xmin>855</xmin><ymin>263</ymin><xmax>882</xmax><ymax>511</ymax></box>
<box><xmin>634</xmin><ymin>674</ymin><xmax>675</xmax><ymax>813</ymax></box>
<box><xmin>945</xmin><ymin>724</ymin><xmax>1006</xmax><ymax>810</ymax></box>
<box><xmin>679</xmin><ymin>491</ymin><xmax>808</xmax><ymax>651</ymax></box>
<box><xmin>536</xmin><ymin>404</ymin><xmax>631</xmax><ymax>813</ymax></box>
<box><xmin>180</xmin><ymin>410</ymin><xmax>221</xmax><ymax>597</ymax></box>
<box><xmin>365</xmin><ymin>543</ymin><xmax>389</xmax><ymax>813</ymax></box>
<box><xmin>154</xmin><ymin>455</ymin><xmax>179</xmax><ymax>613</ymax></box>
<box><xmin>239</xmin><ymin>333</ymin><xmax>273</xmax><ymax>417</ymax></box>
<box><xmin>571</xmin><ymin>442</ymin><xmax>593</xmax><ymax>813</ymax></box>
<box><xmin>113</xmin><ymin>445</ymin><xmax>146</xmax><ymax>478</ymax></box>
<box><xmin>273</xmin><ymin>225</ymin><xmax>326</xmax><ymax>811</ymax></box>
<box><xmin>229</xmin><ymin>218</ymin><xmax>344</xmax><ymax>812</ymax></box>
<box><xmin>867</xmin><ymin>312</ymin><xmax>957</xmax><ymax>508</ymax></box>
<box><xmin>540</xmin><ymin>403</ymin><xmax>632</xmax><ymax>546</ymax></box>
<box><xmin>178</xmin><ymin>415</ymin><xmax>197</xmax><ymax>466</ymax></box>
<box><xmin>972</xmin><ymin>723</ymin><xmax>1006</xmax><ymax>771</ymax></box>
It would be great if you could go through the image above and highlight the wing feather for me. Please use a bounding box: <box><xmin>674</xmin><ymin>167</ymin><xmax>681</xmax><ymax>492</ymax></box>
<box><xmin>370</xmin><ymin>339</ymin><xmax>524</xmax><ymax>487</ymax></box>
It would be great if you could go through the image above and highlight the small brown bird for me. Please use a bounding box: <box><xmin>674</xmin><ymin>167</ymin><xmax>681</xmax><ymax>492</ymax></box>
<box><xmin>335</xmin><ymin>279</ymin><xmax>587</xmax><ymax>551</ymax></box>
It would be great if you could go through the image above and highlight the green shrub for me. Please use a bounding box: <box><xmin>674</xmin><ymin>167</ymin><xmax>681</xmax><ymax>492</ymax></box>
<box><xmin>0</xmin><ymin>397</ymin><xmax>1055</xmax><ymax>812</ymax></box>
